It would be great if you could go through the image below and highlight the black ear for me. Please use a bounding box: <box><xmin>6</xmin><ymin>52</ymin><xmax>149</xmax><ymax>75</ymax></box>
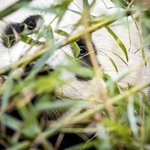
<box><xmin>2</xmin><ymin>15</ymin><xmax>42</xmax><ymax>48</ymax></box>
<box><xmin>2</xmin><ymin>23</ymin><xmax>24</xmax><ymax>48</ymax></box>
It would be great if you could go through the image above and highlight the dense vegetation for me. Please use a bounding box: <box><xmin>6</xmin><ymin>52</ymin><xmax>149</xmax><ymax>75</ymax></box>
<box><xmin>0</xmin><ymin>0</ymin><xmax>150</xmax><ymax>150</ymax></box>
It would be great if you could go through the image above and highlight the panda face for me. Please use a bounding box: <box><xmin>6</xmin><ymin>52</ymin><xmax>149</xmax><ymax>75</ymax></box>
<box><xmin>0</xmin><ymin>0</ymin><xmax>149</xmax><ymax>114</ymax></box>
<box><xmin>0</xmin><ymin>0</ymin><xmax>150</xmax><ymax>149</ymax></box>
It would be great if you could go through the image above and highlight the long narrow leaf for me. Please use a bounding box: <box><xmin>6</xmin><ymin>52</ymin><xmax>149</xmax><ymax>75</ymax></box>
<box><xmin>105</xmin><ymin>26</ymin><xmax>128</xmax><ymax>62</ymax></box>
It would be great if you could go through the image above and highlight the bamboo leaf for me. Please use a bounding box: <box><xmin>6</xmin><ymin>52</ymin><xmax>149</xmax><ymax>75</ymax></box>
<box><xmin>109</xmin><ymin>57</ymin><xmax>118</xmax><ymax>73</ymax></box>
<box><xmin>105</xmin><ymin>26</ymin><xmax>128</xmax><ymax>62</ymax></box>
<box><xmin>142</xmin><ymin>34</ymin><xmax>150</xmax><ymax>48</ymax></box>
<box><xmin>1</xmin><ymin>71</ymin><xmax>13</xmax><ymax>109</ymax></box>
<box><xmin>6</xmin><ymin>141</ymin><xmax>31</xmax><ymax>150</ymax></box>
<box><xmin>35</xmin><ymin>100</ymin><xmax>80</xmax><ymax>111</ymax></box>
<box><xmin>0</xmin><ymin>114</ymin><xmax>21</xmax><ymax>131</ymax></box>
<box><xmin>110</xmin><ymin>0</ymin><xmax>128</xmax><ymax>8</ymax></box>
<box><xmin>110</xmin><ymin>51</ymin><xmax>128</xmax><ymax>66</ymax></box>
<box><xmin>127</xmin><ymin>97</ymin><xmax>138</xmax><ymax>137</ymax></box>
<box><xmin>71</xmin><ymin>42</ymin><xmax>80</xmax><ymax>58</ymax></box>
<box><xmin>55</xmin><ymin>29</ymin><xmax>69</xmax><ymax>37</ymax></box>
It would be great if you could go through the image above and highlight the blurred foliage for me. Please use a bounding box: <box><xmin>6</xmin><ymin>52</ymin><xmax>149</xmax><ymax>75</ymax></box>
<box><xmin>0</xmin><ymin>0</ymin><xmax>150</xmax><ymax>150</ymax></box>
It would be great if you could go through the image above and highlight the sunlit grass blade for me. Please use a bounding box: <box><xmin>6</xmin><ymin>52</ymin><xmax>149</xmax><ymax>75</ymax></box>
<box><xmin>105</xmin><ymin>26</ymin><xmax>128</xmax><ymax>62</ymax></box>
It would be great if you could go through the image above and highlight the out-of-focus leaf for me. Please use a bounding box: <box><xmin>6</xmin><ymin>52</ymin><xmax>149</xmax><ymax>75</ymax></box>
<box><xmin>106</xmin><ymin>68</ymin><xmax>129</xmax><ymax>87</ymax></box>
<box><xmin>83</xmin><ymin>0</ymin><xmax>90</xmax><ymax>10</ymax></box>
<box><xmin>27</xmin><ymin>0</ymin><xmax>73</xmax><ymax>23</ymax></box>
<box><xmin>103</xmin><ymin>73</ymin><xmax>120</xmax><ymax>97</ymax></box>
<box><xmin>25</xmin><ymin>43</ymin><xmax>60</xmax><ymax>81</ymax></box>
<box><xmin>35</xmin><ymin>71</ymin><xmax>65</xmax><ymax>94</ymax></box>
<box><xmin>91</xmin><ymin>0</ymin><xmax>96</xmax><ymax>8</ymax></box>
<box><xmin>71</xmin><ymin>42</ymin><xmax>80</xmax><ymax>58</ymax></box>
<box><xmin>0</xmin><ymin>114</ymin><xmax>21</xmax><ymax>131</ymax></box>
<box><xmin>55</xmin><ymin>29</ymin><xmax>69</xmax><ymax>37</ymax></box>
<box><xmin>0</xmin><ymin>0</ymin><xmax>32</xmax><ymax>19</ymax></box>
<box><xmin>67</xmin><ymin>9</ymin><xmax>81</xmax><ymax>15</ymax></box>
<box><xmin>110</xmin><ymin>0</ymin><xmax>128</xmax><ymax>8</ymax></box>
<box><xmin>142</xmin><ymin>34</ymin><xmax>150</xmax><ymax>48</ymax></box>
<box><xmin>97</xmin><ymin>124</ymin><xmax>111</xmax><ymax>150</ymax></box>
<box><xmin>1</xmin><ymin>71</ymin><xmax>13</xmax><ymax>109</ymax></box>
<box><xmin>6</xmin><ymin>141</ymin><xmax>31</xmax><ymax>150</ymax></box>
<box><xmin>57</xmin><ymin>54</ymin><xmax>95</xmax><ymax>78</ymax></box>
<box><xmin>127</xmin><ymin>97</ymin><xmax>138</xmax><ymax>136</ymax></box>
<box><xmin>45</xmin><ymin>26</ymin><xmax>54</xmax><ymax>43</ymax></box>
<box><xmin>55</xmin><ymin>30</ymin><xmax>80</xmax><ymax>57</ymax></box>
<box><xmin>19</xmin><ymin>34</ymin><xmax>37</xmax><ymax>46</ymax></box>
<box><xmin>22</xmin><ymin>119</ymin><xmax>40</xmax><ymax>137</ymax></box>
<box><xmin>35</xmin><ymin>100</ymin><xmax>80</xmax><ymax>111</ymax></box>
<box><xmin>56</xmin><ymin>29</ymin><xmax>80</xmax><ymax>58</ymax></box>
<box><xmin>140</xmin><ymin>91</ymin><xmax>149</xmax><ymax>107</ymax></box>
<box><xmin>102</xmin><ymin>119</ymin><xmax>131</xmax><ymax>139</ymax></box>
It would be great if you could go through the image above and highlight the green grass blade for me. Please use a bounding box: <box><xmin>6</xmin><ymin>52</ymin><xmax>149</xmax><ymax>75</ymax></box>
<box><xmin>105</xmin><ymin>26</ymin><xmax>128</xmax><ymax>62</ymax></box>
